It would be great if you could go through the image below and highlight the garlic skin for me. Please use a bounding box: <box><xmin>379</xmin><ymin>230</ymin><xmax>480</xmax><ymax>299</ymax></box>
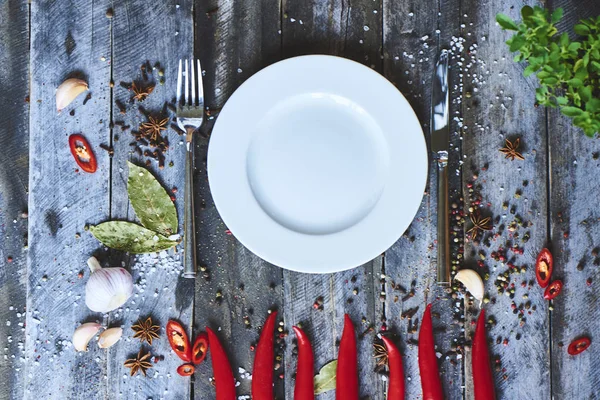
<box><xmin>73</xmin><ymin>322</ymin><xmax>101</xmax><ymax>352</ymax></box>
<box><xmin>85</xmin><ymin>257</ymin><xmax>133</xmax><ymax>313</ymax></box>
<box><xmin>454</xmin><ymin>269</ymin><xmax>485</xmax><ymax>307</ymax></box>
<box><xmin>56</xmin><ymin>78</ymin><xmax>88</xmax><ymax>112</ymax></box>
<box><xmin>97</xmin><ymin>327</ymin><xmax>123</xmax><ymax>349</ymax></box>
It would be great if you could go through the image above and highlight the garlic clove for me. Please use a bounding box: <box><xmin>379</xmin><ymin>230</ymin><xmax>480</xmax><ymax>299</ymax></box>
<box><xmin>56</xmin><ymin>78</ymin><xmax>88</xmax><ymax>112</ymax></box>
<box><xmin>97</xmin><ymin>327</ymin><xmax>123</xmax><ymax>348</ymax></box>
<box><xmin>73</xmin><ymin>322</ymin><xmax>102</xmax><ymax>352</ymax></box>
<box><xmin>454</xmin><ymin>269</ymin><xmax>485</xmax><ymax>307</ymax></box>
<box><xmin>85</xmin><ymin>257</ymin><xmax>134</xmax><ymax>313</ymax></box>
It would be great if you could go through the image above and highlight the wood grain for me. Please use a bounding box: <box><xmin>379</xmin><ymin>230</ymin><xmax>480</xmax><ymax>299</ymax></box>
<box><xmin>0</xmin><ymin>1</ymin><xmax>29</xmax><ymax>399</ymax></box>
<box><xmin>549</xmin><ymin>1</ymin><xmax>600</xmax><ymax>398</ymax></box>
<box><xmin>108</xmin><ymin>1</ymin><xmax>194</xmax><ymax>397</ymax></box>
<box><xmin>25</xmin><ymin>0</ymin><xmax>111</xmax><ymax>398</ymax></box>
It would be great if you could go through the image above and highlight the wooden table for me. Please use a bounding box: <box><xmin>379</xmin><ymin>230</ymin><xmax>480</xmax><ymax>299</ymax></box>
<box><xmin>2</xmin><ymin>0</ymin><xmax>600</xmax><ymax>398</ymax></box>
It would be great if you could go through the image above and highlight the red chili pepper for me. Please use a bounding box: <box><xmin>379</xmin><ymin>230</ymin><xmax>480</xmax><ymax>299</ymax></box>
<box><xmin>543</xmin><ymin>280</ymin><xmax>563</xmax><ymax>300</ymax></box>
<box><xmin>336</xmin><ymin>314</ymin><xmax>358</xmax><ymax>400</ymax></box>
<box><xmin>68</xmin><ymin>134</ymin><xmax>97</xmax><ymax>173</ymax></box>
<box><xmin>176</xmin><ymin>363</ymin><xmax>195</xmax><ymax>376</ymax></box>
<box><xmin>292</xmin><ymin>326</ymin><xmax>314</xmax><ymax>400</ymax></box>
<box><xmin>568</xmin><ymin>337</ymin><xmax>591</xmax><ymax>355</ymax></box>
<box><xmin>418</xmin><ymin>304</ymin><xmax>443</xmax><ymax>400</ymax></box>
<box><xmin>472</xmin><ymin>310</ymin><xmax>496</xmax><ymax>400</ymax></box>
<box><xmin>252</xmin><ymin>312</ymin><xmax>278</xmax><ymax>400</ymax></box>
<box><xmin>166</xmin><ymin>320</ymin><xmax>192</xmax><ymax>362</ymax></box>
<box><xmin>207</xmin><ymin>327</ymin><xmax>236</xmax><ymax>400</ymax></box>
<box><xmin>535</xmin><ymin>248</ymin><xmax>553</xmax><ymax>288</ymax></box>
<box><xmin>192</xmin><ymin>332</ymin><xmax>209</xmax><ymax>365</ymax></box>
<box><xmin>381</xmin><ymin>336</ymin><xmax>405</xmax><ymax>400</ymax></box>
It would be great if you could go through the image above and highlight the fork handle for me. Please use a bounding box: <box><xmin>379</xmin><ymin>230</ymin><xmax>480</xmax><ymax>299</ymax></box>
<box><xmin>183</xmin><ymin>129</ymin><xmax>197</xmax><ymax>278</ymax></box>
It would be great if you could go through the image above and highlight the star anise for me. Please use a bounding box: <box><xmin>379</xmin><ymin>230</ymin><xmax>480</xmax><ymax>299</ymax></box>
<box><xmin>467</xmin><ymin>212</ymin><xmax>492</xmax><ymax>240</ymax></box>
<box><xmin>499</xmin><ymin>138</ymin><xmax>524</xmax><ymax>161</ymax></box>
<box><xmin>124</xmin><ymin>349</ymin><xmax>153</xmax><ymax>377</ymax></box>
<box><xmin>131</xmin><ymin>81</ymin><xmax>155</xmax><ymax>102</ymax></box>
<box><xmin>140</xmin><ymin>115</ymin><xmax>169</xmax><ymax>143</ymax></box>
<box><xmin>132</xmin><ymin>317</ymin><xmax>160</xmax><ymax>345</ymax></box>
<box><xmin>373</xmin><ymin>342</ymin><xmax>388</xmax><ymax>367</ymax></box>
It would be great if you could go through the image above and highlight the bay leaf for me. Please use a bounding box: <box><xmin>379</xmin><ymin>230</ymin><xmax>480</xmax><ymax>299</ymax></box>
<box><xmin>90</xmin><ymin>221</ymin><xmax>179</xmax><ymax>254</ymax></box>
<box><xmin>127</xmin><ymin>161</ymin><xmax>178</xmax><ymax>236</ymax></box>
<box><xmin>314</xmin><ymin>360</ymin><xmax>337</xmax><ymax>394</ymax></box>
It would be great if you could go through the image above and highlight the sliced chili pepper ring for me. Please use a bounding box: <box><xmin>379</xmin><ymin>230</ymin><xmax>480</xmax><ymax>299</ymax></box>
<box><xmin>177</xmin><ymin>363</ymin><xmax>195</xmax><ymax>376</ymax></box>
<box><xmin>166</xmin><ymin>320</ymin><xmax>192</xmax><ymax>362</ymax></box>
<box><xmin>568</xmin><ymin>337</ymin><xmax>591</xmax><ymax>355</ymax></box>
<box><xmin>535</xmin><ymin>248</ymin><xmax>553</xmax><ymax>288</ymax></box>
<box><xmin>68</xmin><ymin>134</ymin><xmax>97</xmax><ymax>173</ymax></box>
<box><xmin>544</xmin><ymin>280</ymin><xmax>563</xmax><ymax>300</ymax></box>
<box><xmin>192</xmin><ymin>332</ymin><xmax>209</xmax><ymax>365</ymax></box>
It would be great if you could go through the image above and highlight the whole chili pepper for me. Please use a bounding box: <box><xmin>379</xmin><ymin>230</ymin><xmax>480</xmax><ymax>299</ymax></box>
<box><xmin>381</xmin><ymin>336</ymin><xmax>405</xmax><ymax>400</ymax></box>
<box><xmin>543</xmin><ymin>280</ymin><xmax>563</xmax><ymax>300</ymax></box>
<box><xmin>535</xmin><ymin>248</ymin><xmax>553</xmax><ymax>288</ymax></box>
<box><xmin>166</xmin><ymin>320</ymin><xmax>192</xmax><ymax>362</ymax></box>
<box><xmin>252</xmin><ymin>312</ymin><xmax>278</xmax><ymax>400</ymax></box>
<box><xmin>568</xmin><ymin>337</ymin><xmax>591</xmax><ymax>355</ymax></box>
<box><xmin>292</xmin><ymin>326</ymin><xmax>315</xmax><ymax>400</ymax></box>
<box><xmin>192</xmin><ymin>332</ymin><xmax>209</xmax><ymax>365</ymax></box>
<box><xmin>472</xmin><ymin>310</ymin><xmax>496</xmax><ymax>400</ymax></box>
<box><xmin>68</xmin><ymin>134</ymin><xmax>97</xmax><ymax>173</ymax></box>
<box><xmin>176</xmin><ymin>363</ymin><xmax>195</xmax><ymax>376</ymax></box>
<box><xmin>207</xmin><ymin>327</ymin><xmax>236</xmax><ymax>400</ymax></box>
<box><xmin>418</xmin><ymin>304</ymin><xmax>443</xmax><ymax>400</ymax></box>
<box><xmin>336</xmin><ymin>314</ymin><xmax>359</xmax><ymax>400</ymax></box>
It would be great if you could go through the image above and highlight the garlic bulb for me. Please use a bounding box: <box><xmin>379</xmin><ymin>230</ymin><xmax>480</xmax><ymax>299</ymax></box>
<box><xmin>85</xmin><ymin>257</ymin><xmax>133</xmax><ymax>313</ymax></box>
<box><xmin>56</xmin><ymin>78</ymin><xmax>89</xmax><ymax>112</ymax></box>
<box><xmin>73</xmin><ymin>322</ymin><xmax>101</xmax><ymax>352</ymax></box>
<box><xmin>98</xmin><ymin>327</ymin><xmax>123</xmax><ymax>348</ymax></box>
<box><xmin>454</xmin><ymin>269</ymin><xmax>485</xmax><ymax>307</ymax></box>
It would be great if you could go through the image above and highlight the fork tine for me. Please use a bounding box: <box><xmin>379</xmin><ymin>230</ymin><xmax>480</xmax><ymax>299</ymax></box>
<box><xmin>177</xmin><ymin>59</ymin><xmax>182</xmax><ymax>106</ymax></box>
<box><xmin>197</xmin><ymin>59</ymin><xmax>204</xmax><ymax>107</ymax></box>
<box><xmin>190</xmin><ymin>57</ymin><xmax>196</xmax><ymax>106</ymax></box>
<box><xmin>184</xmin><ymin>59</ymin><xmax>189</xmax><ymax>105</ymax></box>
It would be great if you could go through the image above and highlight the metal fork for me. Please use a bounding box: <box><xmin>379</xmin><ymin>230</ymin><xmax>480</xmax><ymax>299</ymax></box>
<box><xmin>176</xmin><ymin>59</ymin><xmax>204</xmax><ymax>278</ymax></box>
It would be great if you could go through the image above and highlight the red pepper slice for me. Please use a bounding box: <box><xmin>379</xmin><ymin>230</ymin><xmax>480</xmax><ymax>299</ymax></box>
<box><xmin>535</xmin><ymin>248</ymin><xmax>553</xmax><ymax>288</ymax></box>
<box><xmin>177</xmin><ymin>363</ymin><xmax>195</xmax><ymax>376</ymax></box>
<box><xmin>207</xmin><ymin>327</ymin><xmax>236</xmax><ymax>400</ymax></box>
<box><xmin>336</xmin><ymin>314</ymin><xmax>358</xmax><ymax>400</ymax></box>
<box><xmin>543</xmin><ymin>280</ymin><xmax>563</xmax><ymax>300</ymax></box>
<box><xmin>292</xmin><ymin>326</ymin><xmax>315</xmax><ymax>400</ymax></box>
<box><xmin>381</xmin><ymin>336</ymin><xmax>405</xmax><ymax>400</ymax></box>
<box><xmin>68</xmin><ymin>134</ymin><xmax>97</xmax><ymax>173</ymax></box>
<box><xmin>252</xmin><ymin>312</ymin><xmax>278</xmax><ymax>400</ymax></box>
<box><xmin>472</xmin><ymin>310</ymin><xmax>496</xmax><ymax>400</ymax></box>
<box><xmin>192</xmin><ymin>332</ymin><xmax>209</xmax><ymax>365</ymax></box>
<box><xmin>568</xmin><ymin>337</ymin><xmax>591</xmax><ymax>355</ymax></box>
<box><xmin>418</xmin><ymin>304</ymin><xmax>443</xmax><ymax>400</ymax></box>
<box><xmin>166</xmin><ymin>320</ymin><xmax>192</xmax><ymax>362</ymax></box>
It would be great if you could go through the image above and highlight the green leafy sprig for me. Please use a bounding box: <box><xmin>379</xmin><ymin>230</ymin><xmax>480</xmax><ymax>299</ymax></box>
<box><xmin>497</xmin><ymin>6</ymin><xmax>600</xmax><ymax>137</ymax></box>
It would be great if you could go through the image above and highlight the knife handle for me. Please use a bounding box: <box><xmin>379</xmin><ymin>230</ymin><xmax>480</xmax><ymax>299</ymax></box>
<box><xmin>437</xmin><ymin>156</ymin><xmax>450</xmax><ymax>285</ymax></box>
<box><xmin>183</xmin><ymin>129</ymin><xmax>197</xmax><ymax>279</ymax></box>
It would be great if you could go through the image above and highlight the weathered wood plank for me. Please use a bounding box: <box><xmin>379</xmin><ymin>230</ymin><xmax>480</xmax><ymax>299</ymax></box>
<box><xmin>460</xmin><ymin>1</ymin><xmax>550</xmax><ymax>399</ymax></box>
<box><xmin>25</xmin><ymin>1</ymin><xmax>111</xmax><ymax>398</ymax></box>
<box><xmin>0</xmin><ymin>1</ymin><xmax>29</xmax><ymax>399</ymax></box>
<box><xmin>549</xmin><ymin>1</ymin><xmax>600</xmax><ymax>398</ymax></box>
<box><xmin>193</xmin><ymin>0</ymin><xmax>284</xmax><ymax>398</ymax></box>
<box><xmin>107</xmin><ymin>1</ymin><xmax>194</xmax><ymax>397</ymax></box>
<box><xmin>382</xmin><ymin>0</ymin><xmax>464</xmax><ymax>398</ymax></box>
<box><xmin>281</xmin><ymin>0</ymin><xmax>384</xmax><ymax>398</ymax></box>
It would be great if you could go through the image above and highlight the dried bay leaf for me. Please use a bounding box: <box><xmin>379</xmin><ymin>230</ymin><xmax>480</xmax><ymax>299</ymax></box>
<box><xmin>90</xmin><ymin>221</ymin><xmax>179</xmax><ymax>254</ymax></box>
<box><xmin>314</xmin><ymin>360</ymin><xmax>337</xmax><ymax>394</ymax></box>
<box><xmin>127</xmin><ymin>161</ymin><xmax>178</xmax><ymax>236</ymax></box>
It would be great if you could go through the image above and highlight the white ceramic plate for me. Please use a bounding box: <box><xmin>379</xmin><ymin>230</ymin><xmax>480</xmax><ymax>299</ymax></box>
<box><xmin>208</xmin><ymin>55</ymin><xmax>427</xmax><ymax>273</ymax></box>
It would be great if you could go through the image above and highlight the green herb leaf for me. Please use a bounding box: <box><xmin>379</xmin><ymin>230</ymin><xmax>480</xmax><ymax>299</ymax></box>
<box><xmin>568</xmin><ymin>78</ymin><xmax>583</xmax><ymax>88</ymax></box>
<box><xmin>580</xmin><ymin>86</ymin><xmax>593</xmax><ymax>102</ymax></box>
<box><xmin>522</xmin><ymin>6</ymin><xmax>534</xmax><ymax>20</ymax></box>
<box><xmin>497</xmin><ymin>13</ymin><xmax>519</xmax><ymax>30</ymax></box>
<box><xmin>509</xmin><ymin>35</ymin><xmax>527</xmax><ymax>52</ymax></box>
<box><xmin>574</xmin><ymin>24</ymin><xmax>591</xmax><ymax>35</ymax></box>
<box><xmin>551</xmin><ymin>8</ymin><xmax>563</xmax><ymax>23</ymax></box>
<box><xmin>561</xmin><ymin>107</ymin><xmax>584</xmax><ymax>117</ymax></box>
<box><xmin>90</xmin><ymin>221</ymin><xmax>179</xmax><ymax>254</ymax></box>
<box><xmin>127</xmin><ymin>162</ymin><xmax>178</xmax><ymax>236</ymax></box>
<box><xmin>586</xmin><ymin>99</ymin><xmax>600</xmax><ymax>113</ymax></box>
<box><xmin>314</xmin><ymin>360</ymin><xmax>337</xmax><ymax>394</ymax></box>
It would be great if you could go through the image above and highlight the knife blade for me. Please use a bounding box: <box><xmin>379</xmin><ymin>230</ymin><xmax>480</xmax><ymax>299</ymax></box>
<box><xmin>431</xmin><ymin>49</ymin><xmax>450</xmax><ymax>285</ymax></box>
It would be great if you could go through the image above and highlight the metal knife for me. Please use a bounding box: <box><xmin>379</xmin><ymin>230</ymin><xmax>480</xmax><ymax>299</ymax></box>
<box><xmin>431</xmin><ymin>49</ymin><xmax>450</xmax><ymax>285</ymax></box>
